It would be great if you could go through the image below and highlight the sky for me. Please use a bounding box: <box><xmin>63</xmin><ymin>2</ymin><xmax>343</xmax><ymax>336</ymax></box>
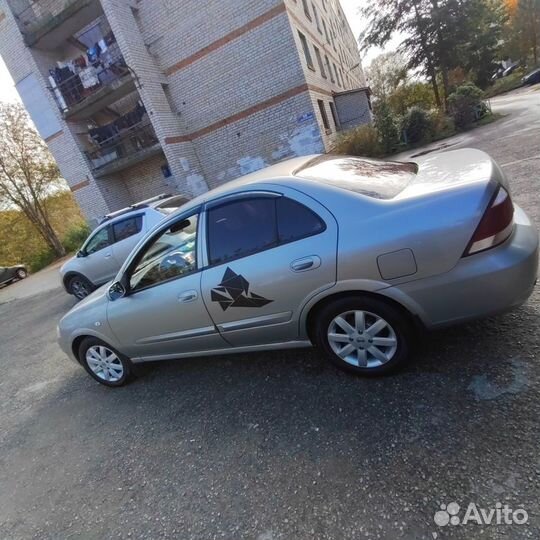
<box><xmin>0</xmin><ymin>0</ymin><xmax>397</xmax><ymax>104</ymax></box>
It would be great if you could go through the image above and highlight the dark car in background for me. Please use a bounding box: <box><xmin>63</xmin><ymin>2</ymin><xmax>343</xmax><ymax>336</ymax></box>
<box><xmin>522</xmin><ymin>69</ymin><xmax>540</xmax><ymax>86</ymax></box>
<box><xmin>0</xmin><ymin>265</ymin><xmax>27</xmax><ymax>287</ymax></box>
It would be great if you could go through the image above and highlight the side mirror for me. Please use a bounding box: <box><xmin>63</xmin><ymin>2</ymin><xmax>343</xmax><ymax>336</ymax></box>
<box><xmin>76</xmin><ymin>250</ymin><xmax>86</xmax><ymax>258</ymax></box>
<box><xmin>108</xmin><ymin>280</ymin><xmax>126</xmax><ymax>301</ymax></box>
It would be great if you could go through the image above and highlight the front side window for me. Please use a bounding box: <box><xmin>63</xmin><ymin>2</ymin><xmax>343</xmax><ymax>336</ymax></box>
<box><xmin>113</xmin><ymin>215</ymin><xmax>142</xmax><ymax>242</ymax></box>
<box><xmin>129</xmin><ymin>215</ymin><xmax>198</xmax><ymax>291</ymax></box>
<box><xmin>85</xmin><ymin>227</ymin><xmax>111</xmax><ymax>255</ymax></box>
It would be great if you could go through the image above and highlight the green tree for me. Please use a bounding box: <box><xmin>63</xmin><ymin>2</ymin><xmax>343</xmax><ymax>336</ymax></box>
<box><xmin>361</xmin><ymin>0</ymin><xmax>504</xmax><ymax>106</ymax></box>
<box><xmin>367</xmin><ymin>52</ymin><xmax>409</xmax><ymax>99</ymax></box>
<box><xmin>387</xmin><ymin>82</ymin><xmax>436</xmax><ymax>115</ymax></box>
<box><xmin>374</xmin><ymin>100</ymin><xmax>400</xmax><ymax>152</ymax></box>
<box><xmin>0</xmin><ymin>103</ymin><xmax>66</xmax><ymax>257</ymax></box>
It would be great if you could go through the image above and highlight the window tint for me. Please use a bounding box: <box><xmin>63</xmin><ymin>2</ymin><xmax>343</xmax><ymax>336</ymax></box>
<box><xmin>113</xmin><ymin>215</ymin><xmax>142</xmax><ymax>242</ymax></box>
<box><xmin>277</xmin><ymin>198</ymin><xmax>325</xmax><ymax>242</ymax></box>
<box><xmin>85</xmin><ymin>227</ymin><xmax>110</xmax><ymax>255</ymax></box>
<box><xmin>129</xmin><ymin>215</ymin><xmax>198</xmax><ymax>291</ymax></box>
<box><xmin>208</xmin><ymin>198</ymin><xmax>277</xmax><ymax>265</ymax></box>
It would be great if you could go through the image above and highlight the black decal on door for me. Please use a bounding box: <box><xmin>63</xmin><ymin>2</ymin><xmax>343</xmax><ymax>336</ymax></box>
<box><xmin>210</xmin><ymin>267</ymin><xmax>273</xmax><ymax>311</ymax></box>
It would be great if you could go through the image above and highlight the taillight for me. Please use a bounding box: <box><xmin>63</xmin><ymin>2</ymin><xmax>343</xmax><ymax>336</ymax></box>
<box><xmin>463</xmin><ymin>187</ymin><xmax>514</xmax><ymax>256</ymax></box>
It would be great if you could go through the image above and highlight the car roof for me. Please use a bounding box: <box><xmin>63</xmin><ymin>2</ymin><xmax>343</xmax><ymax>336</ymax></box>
<box><xmin>167</xmin><ymin>155</ymin><xmax>317</xmax><ymax>215</ymax></box>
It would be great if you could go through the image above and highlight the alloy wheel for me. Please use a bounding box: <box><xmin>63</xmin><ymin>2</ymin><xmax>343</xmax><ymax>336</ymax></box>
<box><xmin>71</xmin><ymin>279</ymin><xmax>89</xmax><ymax>300</ymax></box>
<box><xmin>86</xmin><ymin>345</ymin><xmax>124</xmax><ymax>382</ymax></box>
<box><xmin>327</xmin><ymin>310</ymin><xmax>398</xmax><ymax>368</ymax></box>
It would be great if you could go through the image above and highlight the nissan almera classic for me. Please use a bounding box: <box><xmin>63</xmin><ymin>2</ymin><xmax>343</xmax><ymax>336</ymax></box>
<box><xmin>57</xmin><ymin>151</ymin><xmax>538</xmax><ymax>387</ymax></box>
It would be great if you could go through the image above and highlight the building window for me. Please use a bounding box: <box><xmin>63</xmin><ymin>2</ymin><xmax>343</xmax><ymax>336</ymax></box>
<box><xmin>298</xmin><ymin>31</ymin><xmax>315</xmax><ymax>70</ymax></box>
<box><xmin>314</xmin><ymin>46</ymin><xmax>326</xmax><ymax>78</ymax></box>
<box><xmin>322</xmin><ymin>18</ymin><xmax>330</xmax><ymax>44</ymax></box>
<box><xmin>329</xmin><ymin>101</ymin><xmax>340</xmax><ymax>130</ymax></box>
<box><xmin>312</xmin><ymin>2</ymin><xmax>322</xmax><ymax>33</ymax></box>
<box><xmin>161</xmin><ymin>164</ymin><xmax>172</xmax><ymax>178</ymax></box>
<box><xmin>333</xmin><ymin>63</ymin><xmax>340</xmax><ymax>86</ymax></box>
<box><xmin>325</xmin><ymin>55</ymin><xmax>334</xmax><ymax>82</ymax></box>
<box><xmin>301</xmin><ymin>0</ymin><xmax>311</xmax><ymax>19</ymax></box>
<box><xmin>317</xmin><ymin>100</ymin><xmax>331</xmax><ymax>132</ymax></box>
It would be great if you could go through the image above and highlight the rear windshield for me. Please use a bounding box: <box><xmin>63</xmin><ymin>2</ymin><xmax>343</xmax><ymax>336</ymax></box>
<box><xmin>294</xmin><ymin>155</ymin><xmax>418</xmax><ymax>199</ymax></box>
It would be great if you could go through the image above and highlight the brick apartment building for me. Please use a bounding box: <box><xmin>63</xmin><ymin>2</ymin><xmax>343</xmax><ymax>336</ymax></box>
<box><xmin>0</xmin><ymin>0</ymin><xmax>371</xmax><ymax>225</ymax></box>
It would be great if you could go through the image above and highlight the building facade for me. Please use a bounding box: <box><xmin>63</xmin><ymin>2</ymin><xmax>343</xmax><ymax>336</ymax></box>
<box><xmin>0</xmin><ymin>0</ymin><xmax>371</xmax><ymax>225</ymax></box>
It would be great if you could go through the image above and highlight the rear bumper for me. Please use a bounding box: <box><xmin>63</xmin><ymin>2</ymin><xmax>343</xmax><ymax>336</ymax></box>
<box><xmin>388</xmin><ymin>204</ymin><xmax>538</xmax><ymax>328</ymax></box>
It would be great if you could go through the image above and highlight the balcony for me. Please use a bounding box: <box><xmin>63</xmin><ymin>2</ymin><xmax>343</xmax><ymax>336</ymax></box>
<box><xmin>50</xmin><ymin>53</ymin><xmax>137</xmax><ymax>120</ymax></box>
<box><xmin>10</xmin><ymin>0</ymin><xmax>102</xmax><ymax>49</ymax></box>
<box><xmin>86</xmin><ymin>121</ymin><xmax>163</xmax><ymax>178</ymax></box>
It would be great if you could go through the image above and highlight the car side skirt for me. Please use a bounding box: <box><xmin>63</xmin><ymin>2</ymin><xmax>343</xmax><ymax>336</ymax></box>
<box><xmin>131</xmin><ymin>340</ymin><xmax>312</xmax><ymax>363</ymax></box>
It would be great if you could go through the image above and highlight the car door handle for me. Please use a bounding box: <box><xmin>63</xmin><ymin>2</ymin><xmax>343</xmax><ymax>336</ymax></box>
<box><xmin>178</xmin><ymin>290</ymin><xmax>198</xmax><ymax>303</ymax></box>
<box><xmin>290</xmin><ymin>256</ymin><xmax>321</xmax><ymax>272</ymax></box>
<box><xmin>104</xmin><ymin>252</ymin><xmax>112</xmax><ymax>259</ymax></box>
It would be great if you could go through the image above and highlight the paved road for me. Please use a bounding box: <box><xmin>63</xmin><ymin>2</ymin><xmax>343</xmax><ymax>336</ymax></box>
<box><xmin>0</xmin><ymin>257</ymin><xmax>67</xmax><ymax>305</ymax></box>
<box><xmin>0</xmin><ymin>88</ymin><xmax>538</xmax><ymax>539</ymax></box>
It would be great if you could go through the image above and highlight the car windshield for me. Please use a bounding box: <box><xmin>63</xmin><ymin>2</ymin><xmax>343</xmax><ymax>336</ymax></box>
<box><xmin>155</xmin><ymin>195</ymin><xmax>190</xmax><ymax>215</ymax></box>
<box><xmin>294</xmin><ymin>155</ymin><xmax>418</xmax><ymax>199</ymax></box>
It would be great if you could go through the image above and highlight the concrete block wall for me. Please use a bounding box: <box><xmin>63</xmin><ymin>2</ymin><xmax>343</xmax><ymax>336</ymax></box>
<box><xmin>99</xmin><ymin>0</ymin><xmax>209</xmax><ymax>199</ymax></box>
<box><xmin>0</xmin><ymin>0</ymin><xmax>113</xmax><ymax>221</ymax></box>
<box><xmin>1</xmin><ymin>0</ymin><xmax>368</xmax><ymax>224</ymax></box>
<box><xmin>284</xmin><ymin>0</ymin><xmax>369</xmax><ymax>149</ymax></box>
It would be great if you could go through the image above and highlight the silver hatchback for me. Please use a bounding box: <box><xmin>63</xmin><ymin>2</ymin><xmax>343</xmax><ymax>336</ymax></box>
<box><xmin>58</xmin><ymin>151</ymin><xmax>538</xmax><ymax>386</ymax></box>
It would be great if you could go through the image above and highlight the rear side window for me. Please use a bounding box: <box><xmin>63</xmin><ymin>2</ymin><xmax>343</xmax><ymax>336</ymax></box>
<box><xmin>276</xmin><ymin>197</ymin><xmax>325</xmax><ymax>242</ymax></box>
<box><xmin>295</xmin><ymin>155</ymin><xmax>418</xmax><ymax>199</ymax></box>
<box><xmin>207</xmin><ymin>198</ymin><xmax>277</xmax><ymax>265</ymax></box>
<box><xmin>113</xmin><ymin>215</ymin><xmax>142</xmax><ymax>242</ymax></box>
<box><xmin>207</xmin><ymin>196</ymin><xmax>325</xmax><ymax>265</ymax></box>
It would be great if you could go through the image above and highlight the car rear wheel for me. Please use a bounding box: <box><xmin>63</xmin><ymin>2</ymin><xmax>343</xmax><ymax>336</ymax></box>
<box><xmin>68</xmin><ymin>275</ymin><xmax>94</xmax><ymax>300</ymax></box>
<box><xmin>315</xmin><ymin>296</ymin><xmax>412</xmax><ymax>376</ymax></box>
<box><xmin>16</xmin><ymin>268</ymin><xmax>27</xmax><ymax>279</ymax></box>
<box><xmin>79</xmin><ymin>337</ymin><xmax>132</xmax><ymax>387</ymax></box>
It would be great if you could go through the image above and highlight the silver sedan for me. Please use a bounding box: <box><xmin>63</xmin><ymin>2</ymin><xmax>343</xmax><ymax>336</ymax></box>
<box><xmin>58</xmin><ymin>150</ymin><xmax>538</xmax><ymax>386</ymax></box>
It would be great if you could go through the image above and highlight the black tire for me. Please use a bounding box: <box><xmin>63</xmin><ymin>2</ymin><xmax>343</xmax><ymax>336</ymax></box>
<box><xmin>315</xmin><ymin>296</ymin><xmax>412</xmax><ymax>376</ymax></box>
<box><xmin>78</xmin><ymin>337</ymin><xmax>133</xmax><ymax>387</ymax></box>
<box><xmin>16</xmin><ymin>268</ymin><xmax>27</xmax><ymax>279</ymax></box>
<box><xmin>68</xmin><ymin>274</ymin><xmax>94</xmax><ymax>300</ymax></box>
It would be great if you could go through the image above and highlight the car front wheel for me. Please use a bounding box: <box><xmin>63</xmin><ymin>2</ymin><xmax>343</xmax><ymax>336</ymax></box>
<box><xmin>16</xmin><ymin>268</ymin><xmax>27</xmax><ymax>279</ymax></box>
<box><xmin>315</xmin><ymin>296</ymin><xmax>412</xmax><ymax>376</ymax></box>
<box><xmin>79</xmin><ymin>337</ymin><xmax>132</xmax><ymax>387</ymax></box>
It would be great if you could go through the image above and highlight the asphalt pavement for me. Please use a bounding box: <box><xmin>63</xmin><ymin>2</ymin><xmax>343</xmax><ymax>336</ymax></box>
<box><xmin>0</xmin><ymin>87</ymin><xmax>538</xmax><ymax>539</ymax></box>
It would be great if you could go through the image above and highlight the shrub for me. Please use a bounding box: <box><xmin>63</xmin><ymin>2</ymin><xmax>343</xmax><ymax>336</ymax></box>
<box><xmin>331</xmin><ymin>125</ymin><xmax>383</xmax><ymax>157</ymax></box>
<box><xmin>447</xmin><ymin>83</ymin><xmax>484</xmax><ymax>129</ymax></box>
<box><xmin>62</xmin><ymin>222</ymin><xmax>91</xmax><ymax>253</ymax></box>
<box><xmin>428</xmin><ymin>110</ymin><xmax>455</xmax><ymax>140</ymax></box>
<box><xmin>400</xmin><ymin>106</ymin><xmax>431</xmax><ymax>144</ymax></box>
<box><xmin>27</xmin><ymin>248</ymin><xmax>56</xmax><ymax>273</ymax></box>
<box><xmin>388</xmin><ymin>82</ymin><xmax>436</xmax><ymax>116</ymax></box>
<box><xmin>374</xmin><ymin>100</ymin><xmax>399</xmax><ymax>153</ymax></box>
